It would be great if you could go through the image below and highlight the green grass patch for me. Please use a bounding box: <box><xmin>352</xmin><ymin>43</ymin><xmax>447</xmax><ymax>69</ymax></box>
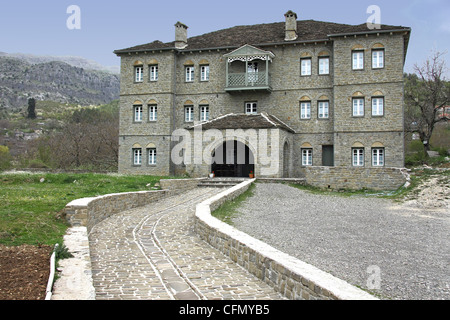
<box><xmin>0</xmin><ymin>172</ymin><xmax>174</xmax><ymax>246</ymax></box>
<box><xmin>212</xmin><ymin>183</ymin><xmax>256</xmax><ymax>225</ymax></box>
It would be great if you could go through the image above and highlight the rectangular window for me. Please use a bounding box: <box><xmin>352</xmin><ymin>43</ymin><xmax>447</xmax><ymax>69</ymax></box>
<box><xmin>148</xmin><ymin>148</ymin><xmax>157</xmax><ymax>165</ymax></box>
<box><xmin>185</xmin><ymin>106</ymin><xmax>194</xmax><ymax>122</ymax></box>
<box><xmin>352</xmin><ymin>148</ymin><xmax>364</xmax><ymax>167</ymax></box>
<box><xmin>133</xmin><ymin>149</ymin><xmax>142</xmax><ymax>166</ymax></box>
<box><xmin>134</xmin><ymin>105</ymin><xmax>143</xmax><ymax>122</ymax></box>
<box><xmin>372</xmin><ymin>49</ymin><xmax>384</xmax><ymax>69</ymax></box>
<box><xmin>302</xmin><ymin>149</ymin><xmax>313</xmax><ymax>166</ymax></box>
<box><xmin>372</xmin><ymin>97</ymin><xmax>384</xmax><ymax>116</ymax></box>
<box><xmin>318</xmin><ymin>101</ymin><xmax>329</xmax><ymax>119</ymax></box>
<box><xmin>245</xmin><ymin>102</ymin><xmax>257</xmax><ymax>115</ymax></box>
<box><xmin>200</xmin><ymin>105</ymin><xmax>209</xmax><ymax>121</ymax></box>
<box><xmin>352</xmin><ymin>98</ymin><xmax>365</xmax><ymax>117</ymax></box>
<box><xmin>148</xmin><ymin>105</ymin><xmax>157</xmax><ymax>122</ymax></box>
<box><xmin>300</xmin><ymin>102</ymin><xmax>311</xmax><ymax>119</ymax></box>
<box><xmin>149</xmin><ymin>65</ymin><xmax>158</xmax><ymax>81</ymax></box>
<box><xmin>200</xmin><ymin>65</ymin><xmax>210</xmax><ymax>81</ymax></box>
<box><xmin>319</xmin><ymin>57</ymin><xmax>330</xmax><ymax>75</ymax></box>
<box><xmin>185</xmin><ymin>66</ymin><xmax>194</xmax><ymax>82</ymax></box>
<box><xmin>352</xmin><ymin>51</ymin><xmax>364</xmax><ymax>70</ymax></box>
<box><xmin>135</xmin><ymin>66</ymin><xmax>144</xmax><ymax>82</ymax></box>
<box><xmin>372</xmin><ymin>148</ymin><xmax>385</xmax><ymax>167</ymax></box>
<box><xmin>301</xmin><ymin>58</ymin><xmax>312</xmax><ymax>76</ymax></box>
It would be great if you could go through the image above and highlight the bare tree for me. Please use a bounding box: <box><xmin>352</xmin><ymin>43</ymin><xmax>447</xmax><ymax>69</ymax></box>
<box><xmin>405</xmin><ymin>51</ymin><xmax>450</xmax><ymax>154</ymax></box>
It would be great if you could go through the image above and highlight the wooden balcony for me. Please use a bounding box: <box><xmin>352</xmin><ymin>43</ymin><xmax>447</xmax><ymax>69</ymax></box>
<box><xmin>225</xmin><ymin>72</ymin><xmax>272</xmax><ymax>92</ymax></box>
<box><xmin>224</xmin><ymin>44</ymin><xmax>275</xmax><ymax>93</ymax></box>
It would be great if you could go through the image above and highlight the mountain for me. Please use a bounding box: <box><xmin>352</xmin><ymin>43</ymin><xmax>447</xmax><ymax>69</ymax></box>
<box><xmin>0</xmin><ymin>56</ymin><xmax>120</xmax><ymax>112</ymax></box>
<box><xmin>0</xmin><ymin>52</ymin><xmax>120</xmax><ymax>74</ymax></box>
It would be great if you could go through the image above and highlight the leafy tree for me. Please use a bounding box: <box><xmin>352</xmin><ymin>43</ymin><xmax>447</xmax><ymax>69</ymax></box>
<box><xmin>404</xmin><ymin>51</ymin><xmax>450</xmax><ymax>154</ymax></box>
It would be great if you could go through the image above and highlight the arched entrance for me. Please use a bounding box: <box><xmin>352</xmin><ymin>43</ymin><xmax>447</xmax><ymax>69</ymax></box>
<box><xmin>211</xmin><ymin>140</ymin><xmax>255</xmax><ymax>178</ymax></box>
<box><xmin>283</xmin><ymin>141</ymin><xmax>290</xmax><ymax>178</ymax></box>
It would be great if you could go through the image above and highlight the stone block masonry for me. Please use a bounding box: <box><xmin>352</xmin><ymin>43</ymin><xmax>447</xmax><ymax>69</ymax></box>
<box><xmin>194</xmin><ymin>180</ymin><xmax>378</xmax><ymax>300</ymax></box>
<box><xmin>305</xmin><ymin>166</ymin><xmax>408</xmax><ymax>191</ymax></box>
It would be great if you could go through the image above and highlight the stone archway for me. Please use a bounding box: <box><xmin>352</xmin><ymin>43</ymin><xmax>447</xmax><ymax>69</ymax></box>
<box><xmin>211</xmin><ymin>140</ymin><xmax>255</xmax><ymax>178</ymax></box>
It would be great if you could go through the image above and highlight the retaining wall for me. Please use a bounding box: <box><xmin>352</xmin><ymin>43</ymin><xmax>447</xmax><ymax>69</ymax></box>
<box><xmin>194</xmin><ymin>180</ymin><xmax>378</xmax><ymax>300</ymax></box>
<box><xmin>64</xmin><ymin>178</ymin><xmax>201</xmax><ymax>233</ymax></box>
<box><xmin>305</xmin><ymin>166</ymin><xmax>407</xmax><ymax>191</ymax></box>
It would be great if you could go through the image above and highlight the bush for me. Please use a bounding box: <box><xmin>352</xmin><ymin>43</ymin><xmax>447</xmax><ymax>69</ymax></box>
<box><xmin>0</xmin><ymin>145</ymin><xmax>12</xmax><ymax>171</ymax></box>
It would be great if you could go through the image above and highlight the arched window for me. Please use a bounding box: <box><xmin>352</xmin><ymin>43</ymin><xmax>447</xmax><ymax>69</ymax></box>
<box><xmin>371</xmin><ymin>43</ymin><xmax>385</xmax><ymax>69</ymax></box>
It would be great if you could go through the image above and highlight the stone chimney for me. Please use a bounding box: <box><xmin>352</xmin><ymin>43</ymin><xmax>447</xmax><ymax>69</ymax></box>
<box><xmin>175</xmin><ymin>21</ymin><xmax>188</xmax><ymax>49</ymax></box>
<box><xmin>284</xmin><ymin>10</ymin><xmax>298</xmax><ymax>41</ymax></box>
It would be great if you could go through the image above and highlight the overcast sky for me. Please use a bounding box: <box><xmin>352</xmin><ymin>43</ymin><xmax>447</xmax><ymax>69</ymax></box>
<box><xmin>0</xmin><ymin>0</ymin><xmax>449</xmax><ymax>76</ymax></box>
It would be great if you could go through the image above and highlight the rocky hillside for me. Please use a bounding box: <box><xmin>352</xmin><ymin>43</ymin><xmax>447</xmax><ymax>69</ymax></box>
<box><xmin>0</xmin><ymin>56</ymin><xmax>120</xmax><ymax>112</ymax></box>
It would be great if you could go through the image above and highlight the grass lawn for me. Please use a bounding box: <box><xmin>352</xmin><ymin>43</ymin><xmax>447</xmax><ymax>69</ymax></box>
<box><xmin>212</xmin><ymin>183</ymin><xmax>256</xmax><ymax>225</ymax></box>
<box><xmin>0</xmin><ymin>172</ymin><xmax>170</xmax><ymax>247</ymax></box>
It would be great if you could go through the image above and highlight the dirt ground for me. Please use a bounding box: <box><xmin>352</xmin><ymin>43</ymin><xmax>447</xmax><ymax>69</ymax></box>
<box><xmin>0</xmin><ymin>244</ymin><xmax>52</xmax><ymax>300</ymax></box>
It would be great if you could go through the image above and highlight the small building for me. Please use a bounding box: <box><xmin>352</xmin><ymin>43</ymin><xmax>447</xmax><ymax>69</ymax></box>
<box><xmin>114</xmin><ymin>11</ymin><xmax>411</xmax><ymax>185</ymax></box>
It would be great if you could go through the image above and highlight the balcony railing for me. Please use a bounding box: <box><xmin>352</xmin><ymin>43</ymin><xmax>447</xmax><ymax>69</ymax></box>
<box><xmin>225</xmin><ymin>72</ymin><xmax>272</xmax><ymax>92</ymax></box>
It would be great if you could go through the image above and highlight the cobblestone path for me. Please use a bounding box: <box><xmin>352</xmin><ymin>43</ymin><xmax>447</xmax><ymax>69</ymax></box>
<box><xmin>88</xmin><ymin>187</ymin><xmax>285</xmax><ymax>300</ymax></box>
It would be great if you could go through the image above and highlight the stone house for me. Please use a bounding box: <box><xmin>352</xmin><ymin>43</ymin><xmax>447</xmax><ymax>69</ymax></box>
<box><xmin>114</xmin><ymin>11</ymin><xmax>411</xmax><ymax>183</ymax></box>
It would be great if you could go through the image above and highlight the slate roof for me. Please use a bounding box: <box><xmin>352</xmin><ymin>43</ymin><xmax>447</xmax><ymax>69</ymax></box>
<box><xmin>114</xmin><ymin>19</ymin><xmax>410</xmax><ymax>54</ymax></box>
<box><xmin>187</xmin><ymin>113</ymin><xmax>296</xmax><ymax>133</ymax></box>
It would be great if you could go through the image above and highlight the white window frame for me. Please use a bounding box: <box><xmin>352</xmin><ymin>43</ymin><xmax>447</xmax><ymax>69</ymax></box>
<box><xmin>148</xmin><ymin>105</ymin><xmax>157</xmax><ymax>122</ymax></box>
<box><xmin>185</xmin><ymin>106</ymin><xmax>194</xmax><ymax>122</ymax></box>
<box><xmin>372</xmin><ymin>49</ymin><xmax>384</xmax><ymax>69</ymax></box>
<box><xmin>372</xmin><ymin>148</ymin><xmax>385</xmax><ymax>167</ymax></box>
<box><xmin>352</xmin><ymin>98</ymin><xmax>365</xmax><ymax>117</ymax></box>
<box><xmin>149</xmin><ymin>65</ymin><xmax>158</xmax><ymax>81</ymax></box>
<box><xmin>245</xmin><ymin>102</ymin><xmax>257</xmax><ymax>115</ymax></box>
<box><xmin>133</xmin><ymin>148</ymin><xmax>142</xmax><ymax>166</ymax></box>
<box><xmin>200</xmin><ymin>105</ymin><xmax>209</xmax><ymax>121</ymax></box>
<box><xmin>134</xmin><ymin>105</ymin><xmax>143</xmax><ymax>122</ymax></box>
<box><xmin>135</xmin><ymin>66</ymin><xmax>144</xmax><ymax>82</ymax></box>
<box><xmin>318</xmin><ymin>101</ymin><xmax>329</xmax><ymax>119</ymax></box>
<box><xmin>352</xmin><ymin>148</ymin><xmax>364</xmax><ymax>167</ymax></box>
<box><xmin>302</xmin><ymin>148</ymin><xmax>313</xmax><ymax>166</ymax></box>
<box><xmin>372</xmin><ymin>97</ymin><xmax>384</xmax><ymax>116</ymax></box>
<box><xmin>185</xmin><ymin>66</ymin><xmax>194</xmax><ymax>82</ymax></box>
<box><xmin>352</xmin><ymin>51</ymin><xmax>364</xmax><ymax>70</ymax></box>
<box><xmin>200</xmin><ymin>65</ymin><xmax>210</xmax><ymax>81</ymax></box>
<box><xmin>300</xmin><ymin>102</ymin><xmax>311</xmax><ymax>119</ymax></box>
<box><xmin>301</xmin><ymin>58</ymin><xmax>312</xmax><ymax>76</ymax></box>
<box><xmin>148</xmin><ymin>148</ymin><xmax>157</xmax><ymax>165</ymax></box>
<box><xmin>319</xmin><ymin>57</ymin><xmax>330</xmax><ymax>75</ymax></box>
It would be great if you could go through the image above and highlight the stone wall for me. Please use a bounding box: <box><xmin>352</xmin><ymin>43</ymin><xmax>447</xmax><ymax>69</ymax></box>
<box><xmin>64</xmin><ymin>179</ymin><xmax>200</xmax><ymax>233</ymax></box>
<box><xmin>305</xmin><ymin>166</ymin><xmax>408</xmax><ymax>191</ymax></box>
<box><xmin>194</xmin><ymin>180</ymin><xmax>377</xmax><ymax>300</ymax></box>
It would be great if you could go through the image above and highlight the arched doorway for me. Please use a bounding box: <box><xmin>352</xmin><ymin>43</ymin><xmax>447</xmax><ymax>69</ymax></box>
<box><xmin>283</xmin><ymin>141</ymin><xmax>290</xmax><ymax>178</ymax></box>
<box><xmin>211</xmin><ymin>140</ymin><xmax>255</xmax><ymax>178</ymax></box>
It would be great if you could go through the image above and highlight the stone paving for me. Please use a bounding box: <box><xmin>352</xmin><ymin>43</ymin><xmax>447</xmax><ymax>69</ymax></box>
<box><xmin>88</xmin><ymin>187</ymin><xmax>285</xmax><ymax>300</ymax></box>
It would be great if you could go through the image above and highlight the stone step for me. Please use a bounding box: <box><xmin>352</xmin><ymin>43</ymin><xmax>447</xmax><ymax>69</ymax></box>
<box><xmin>197</xmin><ymin>178</ymin><xmax>250</xmax><ymax>188</ymax></box>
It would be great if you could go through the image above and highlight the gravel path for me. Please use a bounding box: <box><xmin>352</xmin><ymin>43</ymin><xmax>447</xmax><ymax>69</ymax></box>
<box><xmin>232</xmin><ymin>183</ymin><xmax>450</xmax><ymax>300</ymax></box>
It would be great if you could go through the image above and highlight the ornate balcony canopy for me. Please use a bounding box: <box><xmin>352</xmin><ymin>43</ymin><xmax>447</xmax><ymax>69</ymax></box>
<box><xmin>224</xmin><ymin>44</ymin><xmax>275</xmax><ymax>63</ymax></box>
<box><xmin>224</xmin><ymin>45</ymin><xmax>275</xmax><ymax>92</ymax></box>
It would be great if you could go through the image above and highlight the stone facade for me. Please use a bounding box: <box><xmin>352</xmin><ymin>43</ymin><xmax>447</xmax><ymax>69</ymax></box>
<box><xmin>114</xmin><ymin>11</ymin><xmax>411</xmax><ymax>187</ymax></box>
